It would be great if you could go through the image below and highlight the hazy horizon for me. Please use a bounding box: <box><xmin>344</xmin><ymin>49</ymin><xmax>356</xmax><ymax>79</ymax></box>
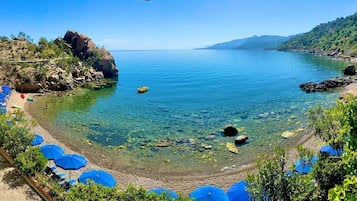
<box><xmin>1</xmin><ymin>0</ymin><xmax>357</xmax><ymax>50</ymax></box>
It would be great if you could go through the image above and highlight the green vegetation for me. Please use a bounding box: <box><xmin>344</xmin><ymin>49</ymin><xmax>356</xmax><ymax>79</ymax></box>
<box><xmin>246</xmin><ymin>147</ymin><xmax>317</xmax><ymax>201</ymax></box>
<box><xmin>246</xmin><ymin>95</ymin><xmax>357</xmax><ymax>201</ymax></box>
<box><xmin>279</xmin><ymin>12</ymin><xmax>357</xmax><ymax>56</ymax></box>
<box><xmin>14</xmin><ymin>146</ymin><xmax>47</xmax><ymax>176</ymax></box>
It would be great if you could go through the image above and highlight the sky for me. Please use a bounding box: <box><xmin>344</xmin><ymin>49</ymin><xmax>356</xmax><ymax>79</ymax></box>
<box><xmin>1</xmin><ymin>0</ymin><xmax>357</xmax><ymax>50</ymax></box>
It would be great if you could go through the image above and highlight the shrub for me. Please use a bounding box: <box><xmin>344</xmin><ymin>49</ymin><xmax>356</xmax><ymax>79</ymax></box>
<box><xmin>14</xmin><ymin>147</ymin><xmax>47</xmax><ymax>176</ymax></box>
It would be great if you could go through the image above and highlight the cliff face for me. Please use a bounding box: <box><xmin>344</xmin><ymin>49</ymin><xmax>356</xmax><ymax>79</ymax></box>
<box><xmin>63</xmin><ymin>30</ymin><xmax>118</xmax><ymax>78</ymax></box>
<box><xmin>0</xmin><ymin>31</ymin><xmax>118</xmax><ymax>93</ymax></box>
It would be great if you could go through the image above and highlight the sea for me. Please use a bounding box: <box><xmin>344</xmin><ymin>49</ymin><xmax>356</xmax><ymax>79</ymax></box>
<box><xmin>28</xmin><ymin>49</ymin><xmax>347</xmax><ymax>176</ymax></box>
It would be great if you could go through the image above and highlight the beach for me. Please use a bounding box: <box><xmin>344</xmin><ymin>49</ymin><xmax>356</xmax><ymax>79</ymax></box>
<box><xmin>3</xmin><ymin>90</ymin><xmax>334</xmax><ymax>198</ymax></box>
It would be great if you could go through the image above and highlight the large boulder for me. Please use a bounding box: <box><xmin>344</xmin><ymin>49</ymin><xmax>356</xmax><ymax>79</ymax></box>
<box><xmin>63</xmin><ymin>30</ymin><xmax>118</xmax><ymax>78</ymax></box>
<box><xmin>343</xmin><ymin>64</ymin><xmax>356</xmax><ymax>75</ymax></box>
<box><xmin>223</xmin><ymin>125</ymin><xmax>238</xmax><ymax>137</ymax></box>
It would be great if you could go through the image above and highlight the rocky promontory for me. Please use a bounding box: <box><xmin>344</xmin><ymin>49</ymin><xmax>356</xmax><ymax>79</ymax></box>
<box><xmin>299</xmin><ymin>65</ymin><xmax>357</xmax><ymax>93</ymax></box>
<box><xmin>0</xmin><ymin>31</ymin><xmax>118</xmax><ymax>92</ymax></box>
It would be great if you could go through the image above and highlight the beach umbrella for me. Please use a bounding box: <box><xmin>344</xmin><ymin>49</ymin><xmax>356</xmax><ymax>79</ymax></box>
<box><xmin>320</xmin><ymin>145</ymin><xmax>343</xmax><ymax>156</ymax></box>
<box><xmin>148</xmin><ymin>187</ymin><xmax>179</xmax><ymax>199</ymax></box>
<box><xmin>78</xmin><ymin>170</ymin><xmax>116</xmax><ymax>187</ymax></box>
<box><xmin>31</xmin><ymin>134</ymin><xmax>44</xmax><ymax>146</ymax></box>
<box><xmin>55</xmin><ymin>154</ymin><xmax>87</xmax><ymax>179</ymax></box>
<box><xmin>40</xmin><ymin>144</ymin><xmax>64</xmax><ymax>160</ymax></box>
<box><xmin>190</xmin><ymin>185</ymin><xmax>228</xmax><ymax>201</ymax></box>
<box><xmin>55</xmin><ymin>154</ymin><xmax>87</xmax><ymax>170</ymax></box>
<box><xmin>226</xmin><ymin>180</ymin><xmax>250</xmax><ymax>201</ymax></box>
<box><xmin>294</xmin><ymin>155</ymin><xmax>318</xmax><ymax>174</ymax></box>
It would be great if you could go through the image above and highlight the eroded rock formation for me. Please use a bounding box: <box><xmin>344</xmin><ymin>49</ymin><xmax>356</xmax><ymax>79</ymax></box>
<box><xmin>63</xmin><ymin>30</ymin><xmax>118</xmax><ymax>78</ymax></box>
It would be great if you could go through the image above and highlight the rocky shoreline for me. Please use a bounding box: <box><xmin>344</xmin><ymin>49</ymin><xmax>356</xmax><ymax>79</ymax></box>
<box><xmin>299</xmin><ymin>64</ymin><xmax>357</xmax><ymax>93</ymax></box>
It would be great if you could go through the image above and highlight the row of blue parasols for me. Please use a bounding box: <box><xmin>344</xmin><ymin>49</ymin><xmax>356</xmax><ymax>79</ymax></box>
<box><xmin>148</xmin><ymin>181</ymin><xmax>250</xmax><ymax>201</ymax></box>
<box><xmin>0</xmin><ymin>85</ymin><xmax>11</xmax><ymax>114</ymax></box>
<box><xmin>32</xmin><ymin>133</ymin><xmax>342</xmax><ymax>200</ymax></box>
<box><xmin>148</xmin><ymin>144</ymin><xmax>344</xmax><ymax>201</ymax></box>
<box><xmin>32</xmin><ymin>135</ymin><xmax>116</xmax><ymax>188</ymax></box>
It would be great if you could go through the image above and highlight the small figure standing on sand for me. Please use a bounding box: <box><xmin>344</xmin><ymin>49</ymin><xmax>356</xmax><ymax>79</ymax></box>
<box><xmin>45</xmin><ymin>102</ymin><xmax>48</xmax><ymax>110</ymax></box>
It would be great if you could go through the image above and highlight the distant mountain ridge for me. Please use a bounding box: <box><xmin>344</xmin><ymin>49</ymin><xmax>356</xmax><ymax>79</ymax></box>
<box><xmin>279</xmin><ymin>12</ymin><xmax>357</xmax><ymax>57</ymax></box>
<box><xmin>205</xmin><ymin>35</ymin><xmax>292</xmax><ymax>50</ymax></box>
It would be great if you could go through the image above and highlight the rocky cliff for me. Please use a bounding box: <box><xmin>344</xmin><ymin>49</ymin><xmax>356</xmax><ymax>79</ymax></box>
<box><xmin>0</xmin><ymin>31</ymin><xmax>118</xmax><ymax>93</ymax></box>
<box><xmin>63</xmin><ymin>30</ymin><xmax>118</xmax><ymax>78</ymax></box>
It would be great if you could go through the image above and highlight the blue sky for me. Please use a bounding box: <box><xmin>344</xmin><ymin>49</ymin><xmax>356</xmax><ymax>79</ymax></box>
<box><xmin>1</xmin><ymin>0</ymin><xmax>357</xmax><ymax>50</ymax></box>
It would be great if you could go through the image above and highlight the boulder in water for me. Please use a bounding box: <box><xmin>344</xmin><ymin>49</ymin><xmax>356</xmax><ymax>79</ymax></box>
<box><xmin>235</xmin><ymin>135</ymin><xmax>248</xmax><ymax>145</ymax></box>
<box><xmin>343</xmin><ymin>64</ymin><xmax>356</xmax><ymax>75</ymax></box>
<box><xmin>223</xmin><ymin>125</ymin><xmax>238</xmax><ymax>136</ymax></box>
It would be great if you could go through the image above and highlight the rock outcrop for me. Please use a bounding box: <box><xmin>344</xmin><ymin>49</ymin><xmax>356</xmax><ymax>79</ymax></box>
<box><xmin>63</xmin><ymin>30</ymin><xmax>118</xmax><ymax>78</ymax></box>
<box><xmin>299</xmin><ymin>77</ymin><xmax>354</xmax><ymax>93</ymax></box>
<box><xmin>13</xmin><ymin>60</ymin><xmax>105</xmax><ymax>92</ymax></box>
<box><xmin>0</xmin><ymin>31</ymin><xmax>118</xmax><ymax>93</ymax></box>
<box><xmin>343</xmin><ymin>64</ymin><xmax>356</xmax><ymax>75</ymax></box>
<box><xmin>223</xmin><ymin>125</ymin><xmax>238</xmax><ymax>137</ymax></box>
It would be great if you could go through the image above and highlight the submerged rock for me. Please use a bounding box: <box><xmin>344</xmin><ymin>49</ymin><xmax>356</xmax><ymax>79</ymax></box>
<box><xmin>258</xmin><ymin>112</ymin><xmax>269</xmax><ymax>118</ymax></box>
<box><xmin>155</xmin><ymin>140</ymin><xmax>171</xmax><ymax>147</ymax></box>
<box><xmin>281</xmin><ymin>128</ymin><xmax>304</xmax><ymax>138</ymax></box>
<box><xmin>226</xmin><ymin>142</ymin><xmax>239</xmax><ymax>154</ymax></box>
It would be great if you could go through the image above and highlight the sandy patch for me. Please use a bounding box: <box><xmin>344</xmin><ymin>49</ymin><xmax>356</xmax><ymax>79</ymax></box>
<box><xmin>0</xmin><ymin>156</ymin><xmax>41</xmax><ymax>201</ymax></box>
<box><xmin>342</xmin><ymin>83</ymin><xmax>357</xmax><ymax>96</ymax></box>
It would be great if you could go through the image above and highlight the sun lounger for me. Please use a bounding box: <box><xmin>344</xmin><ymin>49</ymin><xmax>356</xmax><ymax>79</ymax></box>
<box><xmin>51</xmin><ymin>172</ymin><xmax>67</xmax><ymax>182</ymax></box>
<box><xmin>44</xmin><ymin>166</ymin><xmax>57</xmax><ymax>177</ymax></box>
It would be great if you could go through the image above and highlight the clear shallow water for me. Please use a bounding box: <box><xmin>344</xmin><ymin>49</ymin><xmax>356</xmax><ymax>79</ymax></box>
<box><xmin>30</xmin><ymin>50</ymin><xmax>346</xmax><ymax>175</ymax></box>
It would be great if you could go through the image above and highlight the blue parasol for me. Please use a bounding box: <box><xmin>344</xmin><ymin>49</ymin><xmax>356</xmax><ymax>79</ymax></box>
<box><xmin>55</xmin><ymin>154</ymin><xmax>87</xmax><ymax>179</ymax></box>
<box><xmin>226</xmin><ymin>180</ymin><xmax>250</xmax><ymax>201</ymax></box>
<box><xmin>40</xmin><ymin>144</ymin><xmax>64</xmax><ymax>160</ymax></box>
<box><xmin>78</xmin><ymin>170</ymin><xmax>116</xmax><ymax>187</ymax></box>
<box><xmin>190</xmin><ymin>185</ymin><xmax>228</xmax><ymax>201</ymax></box>
<box><xmin>148</xmin><ymin>187</ymin><xmax>179</xmax><ymax>199</ymax></box>
<box><xmin>31</xmin><ymin>134</ymin><xmax>44</xmax><ymax>146</ymax></box>
<box><xmin>54</xmin><ymin>154</ymin><xmax>87</xmax><ymax>170</ymax></box>
<box><xmin>320</xmin><ymin>145</ymin><xmax>343</xmax><ymax>156</ymax></box>
<box><xmin>294</xmin><ymin>155</ymin><xmax>318</xmax><ymax>174</ymax></box>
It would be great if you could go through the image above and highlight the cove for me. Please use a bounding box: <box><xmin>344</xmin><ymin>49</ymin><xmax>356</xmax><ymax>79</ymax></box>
<box><xmin>28</xmin><ymin>50</ymin><xmax>346</xmax><ymax>175</ymax></box>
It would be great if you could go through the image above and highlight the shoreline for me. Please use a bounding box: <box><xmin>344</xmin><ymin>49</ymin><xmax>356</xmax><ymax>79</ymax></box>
<box><xmin>6</xmin><ymin>84</ymin><xmax>357</xmax><ymax>195</ymax></box>
<box><xmin>6</xmin><ymin>91</ymin><xmax>322</xmax><ymax>194</ymax></box>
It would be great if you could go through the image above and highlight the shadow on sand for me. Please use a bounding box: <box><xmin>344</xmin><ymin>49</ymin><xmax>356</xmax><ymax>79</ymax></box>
<box><xmin>0</xmin><ymin>155</ymin><xmax>41</xmax><ymax>200</ymax></box>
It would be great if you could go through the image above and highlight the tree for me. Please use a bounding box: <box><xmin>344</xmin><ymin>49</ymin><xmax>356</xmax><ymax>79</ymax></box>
<box><xmin>328</xmin><ymin>176</ymin><xmax>357</xmax><ymax>201</ymax></box>
<box><xmin>0</xmin><ymin>110</ymin><xmax>37</xmax><ymax>158</ymax></box>
<box><xmin>38</xmin><ymin>37</ymin><xmax>49</xmax><ymax>48</ymax></box>
<box><xmin>14</xmin><ymin>147</ymin><xmax>47</xmax><ymax>176</ymax></box>
<box><xmin>246</xmin><ymin>147</ymin><xmax>317</xmax><ymax>201</ymax></box>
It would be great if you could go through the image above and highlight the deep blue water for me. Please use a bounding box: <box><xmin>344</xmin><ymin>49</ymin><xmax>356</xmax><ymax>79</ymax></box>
<box><xmin>32</xmin><ymin>50</ymin><xmax>346</xmax><ymax>174</ymax></box>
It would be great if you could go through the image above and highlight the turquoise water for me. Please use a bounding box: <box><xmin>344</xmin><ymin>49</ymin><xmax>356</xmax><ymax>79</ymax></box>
<box><xmin>32</xmin><ymin>50</ymin><xmax>346</xmax><ymax>175</ymax></box>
